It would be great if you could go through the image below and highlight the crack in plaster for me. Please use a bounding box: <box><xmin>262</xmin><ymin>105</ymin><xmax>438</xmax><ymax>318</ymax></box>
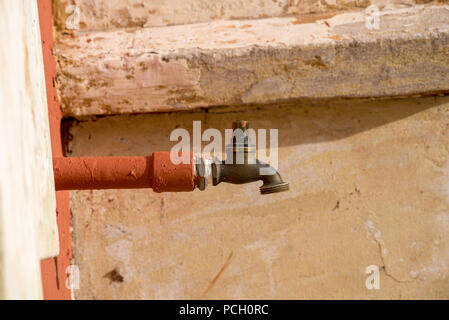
<box><xmin>365</xmin><ymin>220</ymin><xmax>414</xmax><ymax>284</ymax></box>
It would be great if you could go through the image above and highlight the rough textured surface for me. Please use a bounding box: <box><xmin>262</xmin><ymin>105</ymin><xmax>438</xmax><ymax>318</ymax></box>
<box><xmin>0</xmin><ymin>0</ymin><xmax>58</xmax><ymax>299</ymax></box>
<box><xmin>69</xmin><ymin>96</ymin><xmax>449</xmax><ymax>299</ymax></box>
<box><xmin>51</xmin><ymin>0</ymin><xmax>363</xmax><ymax>31</ymax></box>
<box><xmin>53</xmin><ymin>156</ymin><xmax>153</xmax><ymax>190</ymax></box>
<box><xmin>55</xmin><ymin>5</ymin><xmax>449</xmax><ymax>116</ymax></box>
<box><xmin>52</xmin><ymin>0</ymin><xmax>449</xmax><ymax>31</ymax></box>
<box><xmin>152</xmin><ymin>152</ymin><xmax>195</xmax><ymax>193</ymax></box>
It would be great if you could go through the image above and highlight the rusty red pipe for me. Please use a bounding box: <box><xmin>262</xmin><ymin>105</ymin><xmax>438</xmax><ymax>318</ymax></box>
<box><xmin>53</xmin><ymin>152</ymin><xmax>195</xmax><ymax>192</ymax></box>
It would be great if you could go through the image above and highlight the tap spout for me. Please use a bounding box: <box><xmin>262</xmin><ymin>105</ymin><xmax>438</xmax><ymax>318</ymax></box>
<box><xmin>212</xmin><ymin>159</ymin><xmax>289</xmax><ymax>194</ymax></box>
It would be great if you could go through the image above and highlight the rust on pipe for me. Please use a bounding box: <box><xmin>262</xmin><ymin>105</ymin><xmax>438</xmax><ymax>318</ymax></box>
<box><xmin>53</xmin><ymin>152</ymin><xmax>195</xmax><ymax>192</ymax></box>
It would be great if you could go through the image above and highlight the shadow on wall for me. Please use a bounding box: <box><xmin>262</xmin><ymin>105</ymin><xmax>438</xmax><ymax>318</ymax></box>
<box><xmin>65</xmin><ymin>96</ymin><xmax>448</xmax><ymax>155</ymax></box>
<box><xmin>66</xmin><ymin>95</ymin><xmax>449</xmax><ymax>300</ymax></box>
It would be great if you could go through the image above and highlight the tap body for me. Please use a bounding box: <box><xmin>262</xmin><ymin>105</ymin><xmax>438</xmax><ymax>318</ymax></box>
<box><xmin>205</xmin><ymin>120</ymin><xmax>289</xmax><ymax>194</ymax></box>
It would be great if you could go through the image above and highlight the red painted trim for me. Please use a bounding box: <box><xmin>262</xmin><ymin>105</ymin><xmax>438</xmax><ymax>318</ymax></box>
<box><xmin>37</xmin><ymin>0</ymin><xmax>72</xmax><ymax>300</ymax></box>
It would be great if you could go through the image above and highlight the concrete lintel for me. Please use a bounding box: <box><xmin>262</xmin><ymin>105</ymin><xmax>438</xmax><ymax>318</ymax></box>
<box><xmin>55</xmin><ymin>5</ymin><xmax>449</xmax><ymax>117</ymax></box>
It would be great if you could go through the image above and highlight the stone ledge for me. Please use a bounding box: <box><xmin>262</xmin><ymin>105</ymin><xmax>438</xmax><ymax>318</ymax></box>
<box><xmin>52</xmin><ymin>0</ymin><xmax>448</xmax><ymax>31</ymax></box>
<box><xmin>51</xmin><ymin>0</ymin><xmax>367</xmax><ymax>31</ymax></box>
<box><xmin>55</xmin><ymin>5</ymin><xmax>449</xmax><ymax>117</ymax></box>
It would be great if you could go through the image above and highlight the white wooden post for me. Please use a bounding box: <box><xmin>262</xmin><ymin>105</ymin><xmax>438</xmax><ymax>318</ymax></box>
<box><xmin>0</xmin><ymin>0</ymin><xmax>58</xmax><ymax>299</ymax></box>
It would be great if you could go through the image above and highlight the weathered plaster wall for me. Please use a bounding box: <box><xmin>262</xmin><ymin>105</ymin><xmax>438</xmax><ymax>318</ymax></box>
<box><xmin>53</xmin><ymin>0</ymin><xmax>449</xmax><ymax>300</ymax></box>
<box><xmin>68</xmin><ymin>96</ymin><xmax>449</xmax><ymax>299</ymax></box>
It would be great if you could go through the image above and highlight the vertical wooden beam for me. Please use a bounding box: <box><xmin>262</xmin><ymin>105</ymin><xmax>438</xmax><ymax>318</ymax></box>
<box><xmin>0</xmin><ymin>0</ymin><xmax>58</xmax><ymax>299</ymax></box>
